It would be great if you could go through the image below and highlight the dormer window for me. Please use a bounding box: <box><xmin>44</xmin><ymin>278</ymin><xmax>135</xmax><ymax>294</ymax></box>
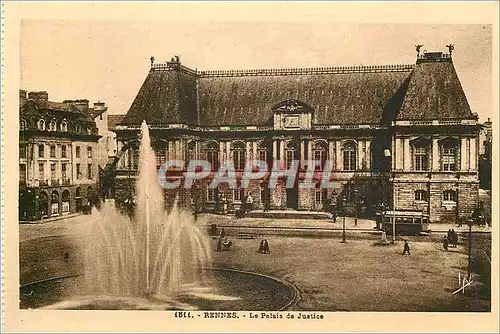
<box><xmin>75</xmin><ymin>124</ymin><xmax>81</xmax><ymax>133</ymax></box>
<box><xmin>37</xmin><ymin>119</ymin><xmax>46</xmax><ymax>131</ymax></box>
<box><xmin>20</xmin><ymin>119</ymin><xmax>27</xmax><ymax>131</ymax></box>
<box><xmin>49</xmin><ymin>120</ymin><xmax>57</xmax><ymax>131</ymax></box>
<box><xmin>87</xmin><ymin>128</ymin><xmax>92</xmax><ymax>135</ymax></box>
<box><xmin>60</xmin><ymin>120</ymin><xmax>68</xmax><ymax>132</ymax></box>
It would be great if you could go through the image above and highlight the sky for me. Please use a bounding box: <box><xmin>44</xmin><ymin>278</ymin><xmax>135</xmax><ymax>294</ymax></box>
<box><xmin>20</xmin><ymin>21</ymin><xmax>492</xmax><ymax>121</ymax></box>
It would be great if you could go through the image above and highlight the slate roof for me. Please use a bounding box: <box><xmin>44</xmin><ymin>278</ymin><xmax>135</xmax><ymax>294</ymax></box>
<box><xmin>108</xmin><ymin>114</ymin><xmax>126</xmax><ymax>131</ymax></box>
<box><xmin>398</xmin><ymin>58</ymin><xmax>473</xmax><ymax>120</ymax></box>
<box><xmin>121</xmin><ymin>53</ymin><xmax>474</xmax><ymax>127</ymax></box>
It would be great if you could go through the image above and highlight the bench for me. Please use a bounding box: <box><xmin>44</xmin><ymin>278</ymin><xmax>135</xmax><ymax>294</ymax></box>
<box><xmin>237</xmin><ymin>232</ymin><xmax>257</xmax><ymax>239</ymax></box>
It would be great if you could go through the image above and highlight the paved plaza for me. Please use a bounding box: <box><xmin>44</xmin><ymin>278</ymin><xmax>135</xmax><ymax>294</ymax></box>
<box><xmin>19</xmin><ymin>212</ymin><xmax>490</xmax><ymax>312</ymax></box>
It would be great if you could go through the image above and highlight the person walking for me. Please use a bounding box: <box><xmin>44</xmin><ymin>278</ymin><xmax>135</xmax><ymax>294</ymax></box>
<box><xmin>402</xmin><ymin>239</ymin><xmax>411</xmax><ymax>255</ymax></box>
<box><xmin>263</xmin><ymin>239</ymin><xmax>270</xmax><ymax>254</ymax></box>
<box><xmin>443</xmin><ymin>236</ymin><xmax>449</xmax><ymax>251</ymax></box>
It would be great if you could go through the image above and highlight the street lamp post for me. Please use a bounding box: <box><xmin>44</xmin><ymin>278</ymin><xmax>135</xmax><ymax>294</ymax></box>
<box><xmin>467</xmin><ymin>217</ymin><xmax>473</xmax><ymax>276</ymax></box>
<box><xmin>354</xmin><ymin>189</ymin><xmax>358</xmax><ymax>227</ymax></box>
<box><xmin>341</xmin><ymin>195</ymin><xmax>347</xmax><ymax>243</ymax></box>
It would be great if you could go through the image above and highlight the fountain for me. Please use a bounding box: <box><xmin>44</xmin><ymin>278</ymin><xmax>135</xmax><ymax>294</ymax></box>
<box><xmin>20</xmin><ymin>120</ymin><xmax>298</xmax><ymax>310</ymax></box>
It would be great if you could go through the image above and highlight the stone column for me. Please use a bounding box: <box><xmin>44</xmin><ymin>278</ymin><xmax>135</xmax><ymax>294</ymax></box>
<box><xmin>273</xmin><ymin>140</ymin><xmax>278</xmax><ymax>161</ymax></box>
<box><xmin>403</xmin><ymin>138</ymin><xmax>411</xmax><ymax>171</ymax></box>
<box><xmin>395</xmin><ymin>137</ymin><xmax>403</xmax><ymax>170</ymax></box>
<box><xmin>336</xmin><ymin>141</ymin><xmax>342</xmax><ymax>171</ymax></box>
<box><xmin>358</xmin><ymin>140</ymin><xmax>365</xmax><ymax>171</ymax></box>
<box><xmin>329</xmin><ymin>141</ymin><xmax>335</xmax><ymax>169</ymax></box>
<box><xmin>219</xmin><ymin>141</ymin><xmax>225</xmax><ymax>164</ymax></box>
<box><xmin>365</xmin><ymin>140</ymin><xmax>371</xmax><ymax>170</ymax></box>
<box><xmin>470</xmin><ymin>137</ymin><xmax>477</xmax><ymax>170</ymax></box>
<box><xmin>307</xmin><ymin>140</ymin><xmax>313</xmax><ymax>162</ymax></box>
<box><xmin>300</xmin><ymin>140</ymin><xmax>305</xmax><ymax>169</ymax></box>
<box><xmin>252</xmin><ymin>141</ymin><xmax>258</xmax><ymax>160</ymax></box>
<box><xmin>432</xmin><ymin>137</ymin><xmax>439</xmax><ymax>171</ymax></box>
<box><xmin>226</xmin><ymin>141</ymin><xmax>231</xmax><ymax>165</ymax></box>
<box><xmin>279</xmin><ymin>140</ymin><xmax>285</xmax><ymax>166</ymax></box>
<box><xmin>246</xmin><ymin>141</ymin><xmax>251</xmax><ymax>162</ymax></box>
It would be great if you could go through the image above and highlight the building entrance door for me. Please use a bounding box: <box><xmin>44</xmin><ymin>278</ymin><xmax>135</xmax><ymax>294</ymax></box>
<box><xmin>286</xmin><ymin>187</ymin><xmax>299</xmax><ymax>209</ymax></box>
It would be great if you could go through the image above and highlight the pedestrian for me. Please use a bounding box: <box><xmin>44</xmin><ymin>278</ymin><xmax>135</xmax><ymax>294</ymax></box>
<box><xmin>443</xmin><ymin>236</ymin><xmax>449</xmax><ymax>251</ymax></box>
<box><xmin>331</xmin><ymin>211</ymin><xmax>337</xmax><ymax>224</ymax></box>
<box><xmin>263</xmin><ymin>239</ymin><xmax>270</xmax><ymax>254</ymax></box>
<box><xmin>217</xmin><ymin>237</ymin><xmax>222</xmax><ymax>251</ymax></box>
<box><xmin>402</xmin><ymin>239</ymin><xmax>411</xmax><ymax>255</ymax></box>
<box><xmin>64</xmin><ymin>252</ymin><xmax>70</xmax><ymax>262</ymax></box>
<box><xmin>451</xmin><ymin>228</ymin><xmax>458</xmax><ymax>248</ymax></box>
<box><xmin>220</xmin><ymin>228</ymin><xmax>227</xmax><ymax>238</ymax></box>
<box><xmin>258</xmin><ymin>240</ymin><xmax>265</xmax><ymax>253</ymax></box>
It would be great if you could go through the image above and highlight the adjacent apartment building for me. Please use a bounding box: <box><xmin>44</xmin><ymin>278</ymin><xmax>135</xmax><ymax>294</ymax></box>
<box><xmin>19</xmin><ymin>90</ymin><xmax>101</xmax><ymax>221</ymax></box>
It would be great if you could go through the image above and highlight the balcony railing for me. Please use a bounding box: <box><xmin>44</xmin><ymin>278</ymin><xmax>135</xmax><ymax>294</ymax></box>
<box><xmin>50</xmin><ymin>179</ymin><xmax>59</xmax><ymax>186</ymax></box>
<box><xmin>39</xmin><ymin>180</ymin><xmax>49</xmax><ymax>186</ymax></box>
<box><xmin>62</xmin><ymin>178</ymin><xmax>71</xmax><ymax>185</ymax></box>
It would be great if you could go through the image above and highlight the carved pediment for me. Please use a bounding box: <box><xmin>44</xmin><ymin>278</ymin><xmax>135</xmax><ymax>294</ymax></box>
<box><xmin>272</xmin><ymin>99</ymin><xmax>313</xmax><ymax>114</ymax></box>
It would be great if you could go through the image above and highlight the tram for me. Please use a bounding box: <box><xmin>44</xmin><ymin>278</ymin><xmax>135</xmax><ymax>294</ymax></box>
<box><xmin>377</xmin><ymin>210</ymin><xmax>430</xmax><ymax>236</ymax></box>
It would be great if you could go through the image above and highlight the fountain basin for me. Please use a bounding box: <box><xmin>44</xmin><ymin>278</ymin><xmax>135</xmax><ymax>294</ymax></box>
<box><xmin>20</xmin><ymin>268</ymin><xmax>299</xmax><ymax>311</ymax></box>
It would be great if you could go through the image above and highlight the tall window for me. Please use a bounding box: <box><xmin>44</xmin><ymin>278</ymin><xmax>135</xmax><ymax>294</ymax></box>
<box><xmin>285</xmin><ymin>141</ymin><xmax>298</xmax><ymax>168</ymax></box>
<box><xmin>19</xmin><ymin>164</ymin><xmax>26</xmax><ymax>184</ymax></box>
<box><xmin>76</xmin><ymin>163</ymin><xmax>82</xmax><ymax>179</ymax></box>
<box><xmin>258</xmin><ymin>142</ymin><xmax>268</xmax><ymax>163</ymax></box>
<box><xmin>61</xmin><ymin>145</ymin><xmax>67</xmax><ymax>158</ymax></box>
<box><xmin>61</xmin><ymin>163</ymin><xmax>67</xmax><ymax>180</ymax></box>
<box><xmin>76</xmin><ymin>146</ymin><xmax>81</xmax><ymax>158</ymax></box>
<box><xmin>414</xmin><ymin>189</ymin><xmax>428</xmax><ymax>202</ymax></box>
<box><xmin>19</xmin><ymin>144</ymin><xmax>26</xmax><ymax>158</ymax></box>
<box><xmin>50</xmin><ymin>163</ymin><xmax>56</xmax><ymax>181</ymax></box>
<box><xmin>443</xmin><ymin>190</ymin><xmax>457</xmax><ymax>202</ymax></box>
<box><xmin>154</xmin><ymin>142</ymin><xmax>166</xmax><ymax>169</ymax></box>
<box><xmin>342</xmin><ymin>141</ymin><xmax>357</xmax><ymax>171</ymax></box>
<box><xmin>315</xmin><ymin>188</ymin><xmax>325</xmax><ymax>206</ymax></box>
<box><xmin>87</xmin><ymin>146</ymin><xmax>93</xmax><ymax>158</ymax></box>
<box><xmin>313</xmin><ymin>141</ymin><xmax>328</xmax><ymax>171</ymax></box>
<box><xmin>38</xmin><ymin>144</ymin><xmax>45</xmax><ymax>158</ymax></box>
<box><xmin>413</xmin><ymin>145</ymin><xmax>428</xmax><ymax>171</ymax></box>
<box><xmin>442</xmin><ymin>142</ymin><xmax>457</xmax><ymax>171</ymax></box>
<box><xmin>37</xmin><ymin>119</ymin><xmax>45</xmax><ymax>131</ymax></box>
<box><xmin>207</xmin><ymin>188</ymin><xmax>217</xmax><ymax>202</ymax></box>
<box><xmin>49</xmin><ymin>120</ymin><xmax>57</xmax><ymax>131</ymax></box>
<box><xmin>51</xmin><ymin>191</ymin><xmax>59</xmax><ymax>215</ymax></box>
<box><xmin>88</xmin><ymin>164</ymin><xmax>93</xmax><ymax>179</ymax></box>
<box><xmin>50</xmin><ymin>145</ymin><xmax>56</xmax><ymax>158</ymax></box>
<box><xmin>38</xmin><ymin>163</ymin><xmax>45</xmax><ymax>181</ymax></box>
<box><xmin>20</xmin><ymin>119</ymin><xmax>27</xmax><ymax>131</ymax></box>
<box><xmin>232</xmin><ymin>141</ymin><xmax>246</xmax><ymax>170</ymax></box>
<box><xmin>206</xmin><ymin>142</ymin><xmax>219</xmax><ymax>170</ymax></box>
<box><xmin>233</xmin><ymin>188</ymin><xmax>243</xmax><ymax>202</ymax></box>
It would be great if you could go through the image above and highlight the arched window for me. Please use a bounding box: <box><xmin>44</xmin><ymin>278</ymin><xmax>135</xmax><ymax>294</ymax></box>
<box><xmin>257</xmin><ymin>141</ymin><xmax>268</xmax><ymax>163</ymax></box>
<box><xmin>232</xmin><ymin>141</ymin><xmax>246</xmax><ymax>170</ymax></box>
<box><xmin>20</xmin><ymin>119</ymin><xmax>28</xmax><ymax>131</ymax></box>
<box><xmin>285</xmin><ymin>141</ymin><xmax>299</xmax><ymax>168</ymax></box>
<box><xmin>49</xmin><ymin>120</ymin><xmax>57</xmax><ymax>131</ymax></box>
<box><xmin>205</xmin><ymin>141</ymin><xmax>219</xmax><ymax>170</ymax></box>
<box><xmin>62</xmin><ymin>190</ymin><xmax>70</xmax><ymax>213</ymax></box>
<box><xmin>412</xmin><ymin>139</ymin><xmax>429</xmax><ymax>171</ymax></box>
<box><xmin>153</xmin><ymin>140</ymin><xmax>167</xmax><ymax>169</ymax></box>
<box><xmin>60</xmin><ymin>120</ymin><xmax>68</xmax><ymax>132</ymax></box>
<box><xmin>342</xmin><ymin>141</ymin><xmax>357</xmax><ymax>171</ymax></box>
<box><xmin>443</xmin><ymin>189</ymin><xmax>457</xmax><ymax>202</ymax></box>
<box><xmin>50</xmin><ymin>190</ymin><xmax>60</xmax><ymax>215</ymax></box>
<box><xmin>313</xmin><ymin>141</ymin><xmax>328</xmax><ymax>171</ymax></box>
<box><xmin>414</xmin><ymin>189</ymin><xmax>428</xmax><ymax>202</ymax></box>
<box><xmin>441</xmin><ymin>140</ymin><xmax>458</xmax><ymax>171</ymax></box>
<box><xmin>37</xmin><ymin>119</ymin><xmax>46</xmax><ymax>131</ymax></box>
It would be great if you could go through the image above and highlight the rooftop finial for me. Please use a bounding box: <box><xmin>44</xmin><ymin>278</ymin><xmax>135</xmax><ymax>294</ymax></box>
<box><xmin>150</xmin><ymin>56</ymin><xmax>155</xmax><ymax>66</ymax></box>
<box><xmin>415</xmin><ymin>44</ymin><xmax>424</xmax><ymax>55</ymax></box>
<box><xmin>446</xmin><ymin>44</ymin><xmax>454</xmax><ymax>55</ymax></box>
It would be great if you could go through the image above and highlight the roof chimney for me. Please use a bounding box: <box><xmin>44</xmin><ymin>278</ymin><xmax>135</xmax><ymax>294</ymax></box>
<box><xmin>19</xmin><ymin>90</ymin><xmax>27</xmax><ymax>105</ymax></box>
<box><xmin>93</xmin><ymin>101</ymin><xmax>107</xmax><ymax>111</ymax></box>
<box><xmin>27</xmin><ymin>91</ymin><xmax>49</xmax><ymax>101</ymax></box>
<box><xmin>64</xmin><ymin>99</ymin><xmax>89</xmax><ymax>112</ymax></box>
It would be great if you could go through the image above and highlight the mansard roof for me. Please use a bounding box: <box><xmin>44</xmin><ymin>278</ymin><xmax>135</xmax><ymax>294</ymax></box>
<box><xmin>198</xmin><ymin>67</ymin><xmax>412</xmax><ymax>126</ymax></box>
<box><xmin>121</xmin><ymin>52</ymin><xmax>474</xmax><ymax>127</ymax></box>
<box><xmin>398</xmin><ymin>54</ymin><xmax>474</xmax><ymax>120</ymax></box>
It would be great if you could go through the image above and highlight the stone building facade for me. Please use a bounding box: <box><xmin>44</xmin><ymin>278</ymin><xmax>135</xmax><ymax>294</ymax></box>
<box><xmin>19</xmin><ymin>90</ymin><xmax>100</xmax><ymax>221</ymax></box>
<box><xmin>112</xmin><ymin>50</ymin><xmax>481</xmax><ymax>223</ymax></box>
